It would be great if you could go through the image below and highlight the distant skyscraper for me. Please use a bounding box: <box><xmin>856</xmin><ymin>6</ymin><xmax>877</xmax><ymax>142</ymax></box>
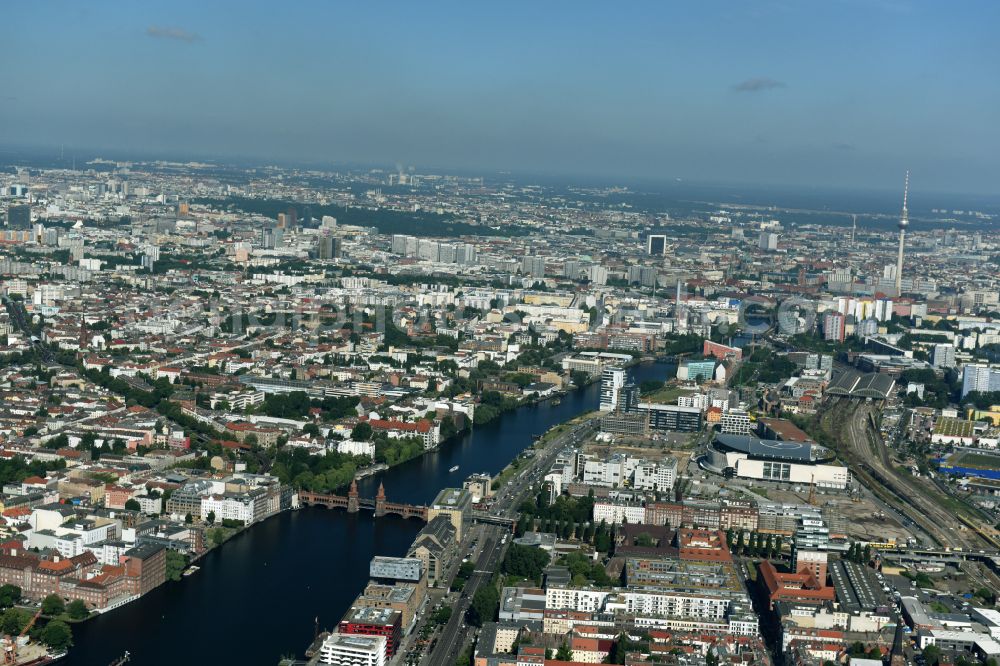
<box><xmin>932</xmin><ymin>343</ymin><xmax>956</xmax><ymax>369</ymax></box>
<box><xmin>962</xmin><ymin>364</ymin><xmax>1000</xmax><ymax>398</ymax></box>
<box><xmin>587</xmin><ymin>265</ymin><xmax>608</xmax><ymax>285</ymax></box>
<box><xmin>822</xmin><ymin>312</ymin><xmax>846</xmax><ymax>342</ymax></box>
<box><xmin>647</xmin><ymin>234</ymin><xmax>666</xmax><ymax>256</ymax></box>
<box><xmin>895</xmin><ymin>171</ymin><xmax>909</xmax><ymax>295</ymax></box>
<box><xmin>318</xmin><ymin>233</ymin><xmax>341</xmax><ymax>260</ymax></box>
<box><xmin>6</xmin><ymin>204</ymin><xmax>30</xmax><ymax>229</ymax></box>
<box><xmin>563</xmin><ymin>260</ymin><xmax>580</xmax><ymax>280</ymax></box>
<box><xmin>758</xmin><ymin>231</ymin><xmax>778</xmax><ymax>251</ymax></box>
<box><xmin>521</xmin><ymin>255</ymin><xmax>545</xmax><ymax>278</ymax></box>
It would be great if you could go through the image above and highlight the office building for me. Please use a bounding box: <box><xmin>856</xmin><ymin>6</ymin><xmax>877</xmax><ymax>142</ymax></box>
<box><xmin>318</xmin><ymin>234</ymin><xmax>342</xmax><ymax>260</ymax></box>
<box><xmin>318</xmin><ymin>633</ymin><xmax>386</xmax><ymax>666</ymax></box>
<box><xmin>647</xmin><ymin>234</ymin><xmax>667</xmax><ymax>256</ymax></box>
<box><xmin>599</xmin><ymin>366</ymin><xmax>626</xmax><ymax>411</ymax></box>
<box><xmin>521</xmin><ymin>255</ymin><xmax>545</xmax><ymax>278</ymax></box>
<box><xmin>369</xmin><ymin>556</ymin><xmax>423</xmax><ymax>584</ymax></box>
<box><xmin>636</xmin><ymin>403</ymin><xmax>703</xmax><ymax>432</ymax></box>
<box><xmin>720</xmin><ymin>409</ymin><xmax>752</xmax><ymax>436</ymax></box>
<box><xmin>428</xmin><ymin>488</ymin><xmax>472</xmax><ymax>540</ymax></box>
<box><xmin>338</xmin><ymin>607</ymin><xmax>402</xmax><ymax>659</ymax></box>
<box><xmin>758</xmin><ymin>231</ymin><xmax>778</xmax><ymax>251</ymax></box>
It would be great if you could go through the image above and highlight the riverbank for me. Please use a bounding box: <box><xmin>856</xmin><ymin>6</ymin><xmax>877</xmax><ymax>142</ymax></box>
<box><xmin>59</xmin><ymin>361</ymin><xmax>673</xmax><ymax>665</ymax></box>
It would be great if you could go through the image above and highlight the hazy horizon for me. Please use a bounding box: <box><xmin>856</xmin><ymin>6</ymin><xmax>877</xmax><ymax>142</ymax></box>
<box><xmin>3</xmin><ymin>1</ymin><xmax>999</xmax><ymax>195</ymax></box>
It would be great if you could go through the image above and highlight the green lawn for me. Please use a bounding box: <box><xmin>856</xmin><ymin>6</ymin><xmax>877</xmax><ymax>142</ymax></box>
<box><xmin>950</xmin><ymin>451</ymin><xmax>1000</xmax><ymax>471</ymax></box>
<box><xmin>643</xmin><ymin>384</ymin><xmax>696</xmax><ymax>404</ymax></box>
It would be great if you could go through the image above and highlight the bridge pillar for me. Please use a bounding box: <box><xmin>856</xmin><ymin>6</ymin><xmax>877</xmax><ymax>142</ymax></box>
<box><xmin>347</xmin><ymin>479</ymin><xmax>359</xmax><ymax>513</ymax></box>
<box><xmin>374</xmin><ymin>482</ymin><xmax>386</xmax><ymax>517</ymax></box>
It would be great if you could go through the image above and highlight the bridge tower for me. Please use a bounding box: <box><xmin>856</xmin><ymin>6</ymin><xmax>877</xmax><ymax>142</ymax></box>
<box><xmin>374</xmin><ymin>481</ymin><xmax>386</xmax><ymax>517</ymax></box>
<box><xmin>347</xmin><ymin>478</ymin><xmax>359</xmax><ymax>513</ymax></box>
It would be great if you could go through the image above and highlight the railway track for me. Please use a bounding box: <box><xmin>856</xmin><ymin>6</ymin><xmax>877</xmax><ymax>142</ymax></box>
<box><xmin>826</xmin><ymin>399</ymin><xmax>992</xmax><ymax>551</ymax></box>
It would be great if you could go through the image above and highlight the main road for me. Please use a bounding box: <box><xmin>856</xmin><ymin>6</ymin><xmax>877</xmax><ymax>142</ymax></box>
<box><xmin>424</xmin><ymin>419</ymin><xmax>597</xmax><ymax>665</ymax></box>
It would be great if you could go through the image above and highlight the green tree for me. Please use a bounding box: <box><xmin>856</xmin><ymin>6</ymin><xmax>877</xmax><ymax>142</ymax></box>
<box><xmin>501</xmin><ymin>544</ymin><xmax>550</xmax><ymax>581</ymax></box>
<box><xmin>0</xmin><ymin>585</ymin><xmax>20</xmax><ymax>608</ymax></box>
<box><xmin>66</xmin><ymin>599</ymin><xmax>89</xmax><ymax>621</ymax></box>
<box><xmin>467</xmin><ymin>584</ymin><xmax>499</xmax><ymax>627</ymax></box>
<box><xmin>210</xmin><ymin>527</ymin><xmax>225</xmax><ymax>547</ymax></box>
<box><xmin>922</xmin><ymin>644</ymin><xmax>942</xmax><ymax>666</ymax></box>
<box><xmin>0</xmin><ymin>608</ymin><xmax>30</xmax><ymax>635</ymax></box>
<box><xmin>165</xmin><ymin>550</ymin><xmax>188</xmax><ymax>582</ymax></box>
<box><xmin>207</xmin><ymin>510</ymin><xmax>216</xmax><ymax>525</ymax></box>
<box><xmin>124</xmin><ymin>498</ymin><xmax>142</xmax><ymax>511</ymax></box>
<box><xmin>40</xmin><ymin>619</ymin><xmax>73</xmax><ymax>651</ymax></box>
<box><xmin>351</xmin><ymin>422</ymin><xmax>373</xmax><ymax>441</ymax></box>
<box><xmin>41</xmin><ymin>594</ymin><xmax>65</xmax><ymax>617</ymax></box>
<box><xmin>556</xmin><ymin>642</ymin><xmax>573</xmax><ymax>660</ymax></box>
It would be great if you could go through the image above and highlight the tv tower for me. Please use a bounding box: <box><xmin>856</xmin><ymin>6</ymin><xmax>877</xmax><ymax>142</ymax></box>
<box><xmin>895</xmin><ymin>171</ymin><xmax>909</xmax><ymax>295</ymax></box>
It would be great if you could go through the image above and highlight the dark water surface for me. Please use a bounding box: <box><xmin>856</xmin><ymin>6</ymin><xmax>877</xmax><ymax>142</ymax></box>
<box><xmin>66</xmin><ymin>362</ymin><xmax>672</xmax><ymax>665</ymax></box>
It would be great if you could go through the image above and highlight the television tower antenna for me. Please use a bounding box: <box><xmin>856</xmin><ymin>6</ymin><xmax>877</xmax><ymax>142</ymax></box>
<box><xmin>894</xmin><ymin>171</ymin><xmax>909</xmax><ymax>295</ymax></box>
<box><xmin>851</xmin><ymin>214</ymin><xmax>856</xmax><ymax>246</ymax></box>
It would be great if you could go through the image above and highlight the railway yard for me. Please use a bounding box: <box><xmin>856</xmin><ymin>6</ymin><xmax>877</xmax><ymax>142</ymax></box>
<box><xmin>819</xmin><ymin>398</ymin><xmax>998</xmax><ymax>552</ymax></box>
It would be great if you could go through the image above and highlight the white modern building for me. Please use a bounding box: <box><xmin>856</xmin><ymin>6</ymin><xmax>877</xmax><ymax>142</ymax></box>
<box><xmin>932</xmin><ymin>343</ymin><xmax>956</xmax><ymax>369</ymax></box>
<box><xmin>599</xmin><ymin>366</ymin><xmax>626</xmax><ymax>412</ymax></box>
<box><xmin>720</xmin><ymin>409</ymin><xmax>752</xmax><ymax>436</ymax></box>
<box><xmin>962</xmin><ymin>364</ymin><xmax>1000</xmax><ymax>397</ymax></box>
<box><xmin>318</xmin><ymin>633</ymin><xmax>386</xmax><ymax>666</ymax></box>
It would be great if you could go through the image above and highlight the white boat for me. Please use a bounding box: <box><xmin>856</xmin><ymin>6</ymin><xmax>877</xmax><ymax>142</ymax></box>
<box><xmin>449</xmin><ymin>465</ymin><xmax>459</xmax><ymax>473</ymax></box>
<box><xmin>182</xmin><ymin>565</ymin><xmax>201</xmax><ymax>577</ymax></box>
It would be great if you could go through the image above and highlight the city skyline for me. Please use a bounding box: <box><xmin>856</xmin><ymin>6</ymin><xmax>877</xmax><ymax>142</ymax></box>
<box><xmin>2</xmin><ymin>1</ymin><xmax>999</xmax><ymax>194</ymax></box>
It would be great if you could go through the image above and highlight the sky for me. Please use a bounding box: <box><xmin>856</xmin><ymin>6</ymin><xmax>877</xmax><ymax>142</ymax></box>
<box><xmin>2</xmin><ymin>1</ymin><xmax>999</xmax><ymax>194</ymax></box>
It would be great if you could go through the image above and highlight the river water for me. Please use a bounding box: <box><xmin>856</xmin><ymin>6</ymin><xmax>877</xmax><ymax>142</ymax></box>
<box><xmin>65</xmin><ymin>362</ymin><xmax>672</xmax><ymax>665</ymax></box>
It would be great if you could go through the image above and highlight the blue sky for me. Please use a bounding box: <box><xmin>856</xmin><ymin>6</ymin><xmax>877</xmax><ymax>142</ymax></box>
<box><xmin>2</xmin><ymin>1</ymin><xmax>998</xmax><ymax>193</ymax></box>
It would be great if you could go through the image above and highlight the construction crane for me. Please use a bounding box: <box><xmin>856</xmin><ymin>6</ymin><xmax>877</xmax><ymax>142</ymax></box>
<box><xmin>3</xmin><ymin>608</ymin><xmax>41</xmax><ymax>665</ymax></box>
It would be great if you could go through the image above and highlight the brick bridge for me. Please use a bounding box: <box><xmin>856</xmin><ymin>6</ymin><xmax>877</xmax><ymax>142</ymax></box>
<box><xmin>298</xmin><ymin>480</ymin><xmax>428</xmax><ymax>521</ymax></box>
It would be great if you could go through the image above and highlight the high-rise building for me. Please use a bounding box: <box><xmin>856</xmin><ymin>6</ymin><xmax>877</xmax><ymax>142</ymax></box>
<box><xmin>758</xmin><ymin>231</ymin><xmax>779</xmax><ymax>251</ymax></box>
<box><xmin>822</xmin><ymin>312</ymin><xmax>846</xmax><ymax>342</ymax></box>
<box><xmin>260</xmin><ymin>227</ymin><xmax>276</xmax><ymax>249</ymax></box>
<box><xmin>961</xmin><ymin>364</ymin><xmax>1000</xmax><ymax>398</ymax></box>
<box><xmin>521</xmin><ymin>255</ymin><xmax>545</xmax><ymax>278</ymax></box>
<box><xmin>455</xmin><ymin>243</ymin><xmax>477</xmax><ymax>265</ymax></box>
<box><xmin>647</xmin><ymin>234</ymin><xmax>667</xmax><ymax>256</ymax></box>
<box><xmin>587</xmin><ymin>265</ymin><xmax>608</xmax><ymax>286</ymax></box>
<box><xmin>416</xmin><ymin>239</ymin><xmax>439</xmax><ymax>262</ymax></box>
<box><xmin>563</xmin><ymin>260</ymin><xmax>580</xmax><ymax>280</ymax></box>
<box><xmin>599</xmin><ymin>367</ymin><xmax>626</xmax><ymax>411</ymax></box>
<box><xmin>5</xmin><ymin>204</ymin><xmax>30</xmax><ymax>229</ymax></box>
<box><xmin>390</xmin><ymin>234</ymin><xmax>409</xmax><ymax>255</ymax></box>
<box><xmin>932</xmin><ymin>344</ymin><xmax>956</xmax><ymax>369</ymax></box>
<box><xmin>627</xmin><ymin>266</ymin><xmax>657</xmax><ymax>287</ymax></box>
<box><xmin>318</xmin><ymin>234</ymin><xmax>341</xmax><ymax>260</ymax></box>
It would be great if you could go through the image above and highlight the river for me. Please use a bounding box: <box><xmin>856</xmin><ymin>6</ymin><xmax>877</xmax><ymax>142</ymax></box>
<box><xmin>64</xmin><ymin>361</ymin><xmax>672</xmax><ymax>665</ymax></box>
